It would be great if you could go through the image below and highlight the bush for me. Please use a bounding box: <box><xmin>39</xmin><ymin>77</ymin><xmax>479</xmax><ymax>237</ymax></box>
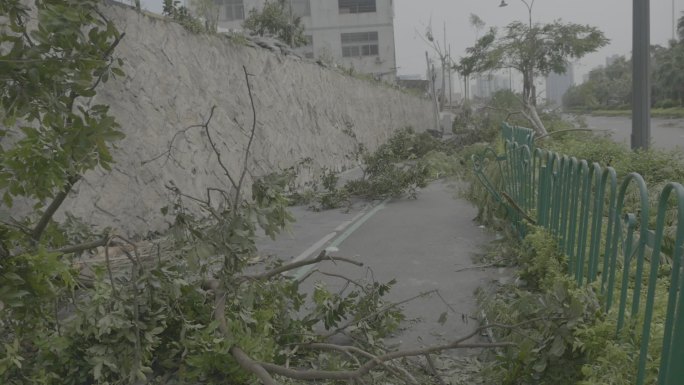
<box><xmin>243</xmin><ymin>0</ymin><xmax>307</xmax><ymax>47</ymax></box>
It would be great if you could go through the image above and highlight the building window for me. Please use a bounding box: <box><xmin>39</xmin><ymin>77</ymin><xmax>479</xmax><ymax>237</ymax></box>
<box><xmin>286</xmin><ymin>0</ymin><xmax>311</xmax><ymax>17</ymax></box>
<box><xmin>339</xmin><ymin>0</ymin><xmax>376</xmax><ymax>14</ymax></box>
<box><xmin>341</xmin><ymin>31</ymin><xmax>379</xmax><ymax>57</ymax></box>
<box><xmin>216</xmin><ymin>0</ymin><xmax>244</xmax><ymax>21</ymax></box>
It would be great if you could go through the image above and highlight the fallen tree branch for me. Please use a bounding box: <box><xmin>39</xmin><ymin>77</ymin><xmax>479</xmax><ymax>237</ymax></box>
<box><xmin>239</xmin><ymin>250</ymin><xmax>363</xmax><ymax>282</ymax></box>
<box><xmin>52</xmin><ymin>237</ymin><xmax>109</xmax><ymax>255</ymax></box>
<box><xmin>244</xmin><ymin>325</ymin><xmax>513</xmax><ymax>381</ymax></box>
<box><xmin>321</xmin><ymin>289</ymin><xmax>438</xmax><ymax>339</ymax></box>
<box><xmin>302</xmin><ymin>343</ymin><xmax>418</xmax><ymax>385</ymax></box>
<box><xmin>230</xmin><ymin>347</ymin><xmax>281</xmax><ymax>385</ymax></box>
<box><xmin>501</xmin><ymin>191</ymin><xmax>537</xmax><ymax>225</ymax></box>
<box><xmin>424</xmin><ymin>354</ymin><xmax>447</xmax><ymax>385</ymax></box>
<box><xmin>454</xmin><ymin>263</ymin><xmax>496</xmax><ymax>273</ymax></box>
<box><xmin>533</xmin><ymin>128</ymin><xmax>598</xmax><ymax>141</ymax></box>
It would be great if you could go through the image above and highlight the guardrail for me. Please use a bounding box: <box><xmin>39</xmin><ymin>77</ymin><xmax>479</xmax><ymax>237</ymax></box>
<box><xmin>472</xmin><ymin>122</ymin><xmax>684</xmax><ymax>385</ymax></box>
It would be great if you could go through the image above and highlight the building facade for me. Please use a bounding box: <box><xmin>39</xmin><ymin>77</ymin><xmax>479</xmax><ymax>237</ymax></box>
<box><xmin>545</xmin><ymin>63</ymin><xmax>574</xmax><ymax>107</ymax></box>
<box><xmin>215</xmin><ymin>0</ymin><xmax>397</xmax><ymax>81</ymax></box>
<box><xmin>472</xmin><ymin>73</ymin><xmax>509</xmax><ymax>100</ymax></box>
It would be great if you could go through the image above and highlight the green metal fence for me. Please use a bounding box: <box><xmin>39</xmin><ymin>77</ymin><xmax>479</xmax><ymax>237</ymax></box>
<box><xmin>473</xmin><ymin>122</ymin><xmax>684</xmax><ymax>385</ymax></box>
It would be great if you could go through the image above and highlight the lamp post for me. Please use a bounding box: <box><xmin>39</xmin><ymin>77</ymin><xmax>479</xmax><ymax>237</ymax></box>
<box><xmin>499</xmin><ymin>0</ymin><xmax>536</xmax><ymax>104</ymax></box>
<box><xmin>499</xmin><ymin>0</ymin><xmax>534</xmax><ymax>29</ymax></box>
<box><xmin>632</xmin><ymin>0</ymin><xmax>650</xmax><ymax>150</ymax></box>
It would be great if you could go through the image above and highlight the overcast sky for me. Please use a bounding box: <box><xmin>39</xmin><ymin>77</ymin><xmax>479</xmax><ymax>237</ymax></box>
<box><xmin>138</xmin><ymin>0</ymin><xmax>682</xmax><ymax>82</ymax></box>
<box><xmin>395</xmin><ymin>0</ymin><xmax>682</xmax><ymax>80</ymax></box>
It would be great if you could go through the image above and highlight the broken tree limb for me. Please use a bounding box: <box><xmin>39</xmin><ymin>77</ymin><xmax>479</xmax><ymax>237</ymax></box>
<box><xmin>239</xmin><ymin>250</ymin><xmax>363</xmax><ymax>282</ymax></box>
<box><xmin>237</xmin><ymin>324</ymin><xmax>514</xmax><ymax>382</ymax></box>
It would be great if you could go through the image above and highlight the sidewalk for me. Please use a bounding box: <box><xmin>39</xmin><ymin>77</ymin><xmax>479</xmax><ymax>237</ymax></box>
<box><xmin>256</xmin><ymin>179</ymin><xmax>508</xmax><ymax>350</ymax></box>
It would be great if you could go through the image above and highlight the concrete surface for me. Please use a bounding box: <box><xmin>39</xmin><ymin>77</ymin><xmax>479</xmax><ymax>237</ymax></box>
<box><xmin>257</xmin><ymin>180</ymin><xmax>506</xmax><ymax>351</ymax></box>
<box><xmin>583</xmin><ymin>116</ymin><xmax>684</xmax><ymax>150</ymax></box>
<box><xmin>8</xmin><ymin>2</ymin><xmax>432</xmax><ymax>236</ymax></box>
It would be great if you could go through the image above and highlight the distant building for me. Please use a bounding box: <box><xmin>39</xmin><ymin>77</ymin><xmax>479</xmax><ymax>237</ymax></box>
<box><xmin>397</xmin><ymin>75</ymin><xmax>428</xmax><ymax>94</ymax></box>
<box><xmin>216</xmin><ymin>0</ymin><xmax>397</xmax><ymax>81</ymax></box>
<box><xmin>472</xmin><ymin>73</ymin><xmax>508</xmax><ymax>100</ymax></box>
<box><xmin>545</xmin><ymin>63</ymin><xmax>574</xmax><ymax>107</ymax></box>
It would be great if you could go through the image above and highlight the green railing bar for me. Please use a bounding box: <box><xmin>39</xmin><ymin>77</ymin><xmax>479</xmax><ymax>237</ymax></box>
<box><xmin>488</xmin><ymin>123</ymin><xmax>684</xmax><ymax>384</ymax></box>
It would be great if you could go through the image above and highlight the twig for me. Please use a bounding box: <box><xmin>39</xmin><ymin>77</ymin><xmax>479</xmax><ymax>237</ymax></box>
<box><xmin>52</xmin><ymin>237</ymin><xmax>109</xmax><ymax>255</ymax></box>
<box><xmin>424</xmin><ymin>354</ymin><xmax>448</xmax><ymax>385</ymax></box>
<box><xmin>242</xmin><ymin>325</ymin><xmax>514</xmax><ymax>381</ymax></box>
<box><xmin>501</xmin><ymin>191</ymin><xmax>537</xmax><ymax>225</ymax></box>
<box><xmin>0</xmin><ymin>218</ymin><xmax>31</xmax><ymax>235</ymax></box>
<box><xmin>239</xmin><ymin>250</ymin><xmax>363</xmax><ymax>282</ymax></box>
<box><xmin>454</xmin><ymin>263</ymin><xmax>496</xmax><ymax>273</ymax></box>
<box><xmin>202</xmin><ymin>106</ymin><xmax>240</xmax><ymax>192</ymax></box>
<box><xmin>316</xmin><ymin>271</ymin><xmax>368</xmax><ymax>291</ymax></box>
<box><xmin>234</xmin><ymin>66</ymin><xmax>257</xmax><ymax>208</ymax></box>
<box><xmin>109</xmin><ymin>235</ymin><xmax>141</xmax><ymax>267</ymax></box>
<box><xmin>533</xmin><ymin>128</ymin><xmax>597</xmax><ymax>141</ymax></box>
<box><xmin>88</xmin><ymin>32</ymin><xmax>126</xmax><ymax>92</ymax></box>
<box><xmin>141</xmin><ymin>122</ymin><xmax>206</xmax><ymax>167</ymax></box>
<box><xmin>303</xmin><ymin>343</ymin><xmax>418</xmax><ymax>385</ymax></box>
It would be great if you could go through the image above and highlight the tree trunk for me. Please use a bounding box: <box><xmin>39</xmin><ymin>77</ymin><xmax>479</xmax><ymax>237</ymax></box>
<box><xmin>523</xmin><ymin>101</ymin><xmax>547</xmax><ymax>136</ymax></box>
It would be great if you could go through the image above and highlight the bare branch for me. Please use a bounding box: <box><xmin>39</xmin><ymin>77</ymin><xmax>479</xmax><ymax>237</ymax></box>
<box><xmin>202</xmin><ymin>106</ymin><xmax>240</xmax><ymax>192</ymax></box>
<box><xmin>239</xmin><ymin>250</ymin><xmax>363</xmax><ymax>282</ymax></box>
<box><xmin>533</xmin><ymin>128</ymin><xmax>598</xmax><ymax>141</ymax></box>
<box><xmin>52</xmin><ymin>237</ymin><xmax>109</xmax><ymax>255</ymax></box>
<box><xmin>234</xmin><ymin>66</ymin><xmax>258</xmax><ymax>208</ymax></box>
<box><xmin>247</xmin><ymin>325</ymin><xmax>514</xmax><ymax>381</ymax></box>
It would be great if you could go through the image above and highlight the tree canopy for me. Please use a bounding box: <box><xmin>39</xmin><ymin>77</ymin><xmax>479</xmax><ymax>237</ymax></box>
<box><xmin>459</xmin><ymin>18</ymin><xmax>608</xmax><ymax>134</ymax></box>
<box><xmin>243</xmin><ymin>0</ymin><xmax>307</xmax><ymax>47</ymax></box>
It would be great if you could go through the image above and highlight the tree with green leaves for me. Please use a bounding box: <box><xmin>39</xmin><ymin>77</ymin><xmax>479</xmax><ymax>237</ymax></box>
<box><xmin>243</xmin><ymin>0</ymin><xmax>307</xmax><ymax>47</ymax></box>
<box><xmin>460</xmin><ymin>19</ymin><xmax>608</xmax><ymax>135</ymax></box>
<box><xmin>1</xmin><ymin>0</ymin><xmax>125</xmax><ymax>250</ymax></box>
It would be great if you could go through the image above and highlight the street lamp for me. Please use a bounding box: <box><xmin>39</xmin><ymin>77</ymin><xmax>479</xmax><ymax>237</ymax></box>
<box><xmin>498</xmin><ymin>0</ymin><xmax>534</xmax><ymax>29</ymax></box>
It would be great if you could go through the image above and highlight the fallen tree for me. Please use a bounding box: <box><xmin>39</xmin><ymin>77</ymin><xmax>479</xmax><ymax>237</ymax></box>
<box><xmin>2</xmin><ymin>2</ymin><xmax>541</xmax><ymax>384</ymax></box>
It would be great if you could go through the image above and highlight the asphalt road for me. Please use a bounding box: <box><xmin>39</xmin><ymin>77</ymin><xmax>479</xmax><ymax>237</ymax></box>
<box><xmin>582</xmin><ymin>115</ymin><xmax>684</xmax><ymax>150</ymax></box>
<box><xmin>256</xmin><ymin>180</ymin><xmax>508</xmax><ymax>350</ymax></box>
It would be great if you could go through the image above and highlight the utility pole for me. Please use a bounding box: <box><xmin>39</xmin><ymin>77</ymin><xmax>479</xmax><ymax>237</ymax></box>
<box><xmin>448</xmin><ymin>44</ymin><xmax>453</xmax><ymax>107</ymax></box>
<box><xmin>632</xmin><ymin>0</ymin><xmax>650</xmax><ymax>150</ymax></box>
<box><xmin>426</xmin><ymin>51</ymin><xmax>440</xmax><ymax>132</ymax></box>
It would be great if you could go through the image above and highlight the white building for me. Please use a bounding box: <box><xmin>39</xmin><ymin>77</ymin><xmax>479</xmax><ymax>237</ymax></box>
<box><xmin>215</xmin><ymin>0</ymin><xmax>397</xmax><ymax>81</ymax></box>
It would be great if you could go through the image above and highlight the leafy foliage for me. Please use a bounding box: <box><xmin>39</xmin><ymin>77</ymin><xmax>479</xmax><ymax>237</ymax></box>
<box><xmin>0</xmin><ymin>4</ymin><xmax>442</xmax><ymax>383</ymax></box>
<box><xmin>243</xmin><ymin>0</ymin><xmax>307</xmax><ymax>47</ymax></box>
<box><xmin>467</xmin><ymin>114</ymin><xmax>684</xmax><ymax>385</ymax></box>
<box><xmin>162</xmin><ymin>0</ymin><xmax>206</xmax><ymax>33</ymax></box>
<box><xmin>0</xmin><ymin>0</ymin><xmax>124</xmax><ymax>213</ymax></box>
<box><xmin>458</xmin><ymin>17</ymin><xmax>608</xmax><ymax>134</ymax></box>
<box><xmin>479</xmin><ymin>229</ymin><xmax>603</xmax><ymax>385</ymax></box>
<box><xmin>565</xmin><ymin>27</ymin><xmax>684</xmax><ymax>111</ymax></box>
